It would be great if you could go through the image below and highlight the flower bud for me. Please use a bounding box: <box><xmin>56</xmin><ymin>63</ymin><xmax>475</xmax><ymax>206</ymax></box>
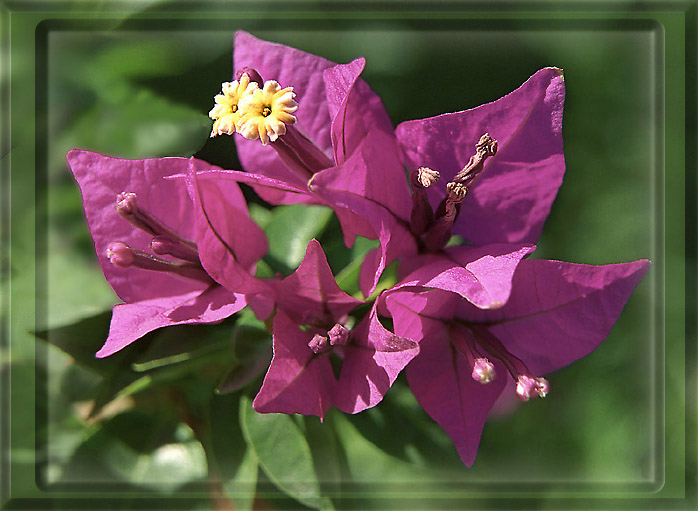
<box><xmin>106</xmin><ymin>241</ymin><xmax>135</xmax><ymax>268</ymax></box>
<box><xmin>328</xmin><ymin>324</ymin><xmax>349</xmax><ymax>346</ymax></box>
<box><xmin>534</xmin><ymin>377</ymin><xmax>550</xmax><ymax>398</ymax></box>
<box><xmin>471</xmin><ymin>358</ymin><xmax>496</xmax><ymax>384</ymax></box>
<box><xmin>235</xmin><ymin>67</ymin><xmax>263</xmax><ymax>86</ymax></box>
<box><xmin>308</xmin><ymin>334</ymin><xmax>331</xmax><ymax>354</ymax></box>
<box><xmin>515</xmin><ymin>375</ymin><xmax>537</xmax><ymax>401</ymax></box>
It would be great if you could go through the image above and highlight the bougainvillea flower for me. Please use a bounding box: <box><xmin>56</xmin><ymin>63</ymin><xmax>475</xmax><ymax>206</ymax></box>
<box><xmin>66</xmin><ymin>150</ymin><xmax>268</xmax><ymax>357</ymax></box>
<box><xmin>204</xmin><ymin>31</ymin><xmax>415</xmax><ymax>295</ymax></box>
<box><xmin>229</xmin><ymin>31</ymin><xmax>403</xmax><ymax>196</ymax></box>
<box><xmin>395</xmin><ymin>67</ymin><xmax>566</xmax><ymax>247</ymax></box>
<box><xmin>383</xmin><ymin>258</ymin><xmax>649</xmax><ymax>465</ymax></box>
<box><xmin>197</xmin><ymin>133</ymin><xmax>415</xmax><ymax>297</ymax></box>
<box><xmin>253</xmin><ymin>240</ymin><xmax>419</xmax><ymax>419</ymax></box>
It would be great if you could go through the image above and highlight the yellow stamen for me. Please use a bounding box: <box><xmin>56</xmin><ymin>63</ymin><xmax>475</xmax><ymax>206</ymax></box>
<box><xmin>236</xmin><ymin>80</ymin><xmax>298</xmax><ymax>145</ymax></box>
<box><xmin>208</xmin><ymin>73</ymin><xmax>257</xmax><ymax>138</ymax></box>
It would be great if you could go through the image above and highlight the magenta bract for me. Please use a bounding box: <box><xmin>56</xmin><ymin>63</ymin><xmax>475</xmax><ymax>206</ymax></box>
<box><xmin>253</xmin><ymin>240</ymin><xmax>419</xmax><ymax>418</ymax></box>
<box><xmin>66</xmin><ymin>150</ymin><xmax>267</xmax><ymax>357</ymax></box>
<box><xmin>384</xmin><ymin>258</ymin><xmax>650</xmax><ymax>465</ymax></box>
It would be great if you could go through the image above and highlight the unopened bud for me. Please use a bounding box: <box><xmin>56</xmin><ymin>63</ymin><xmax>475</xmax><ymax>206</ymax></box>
<box><xmin>150</xmin><ymin>235</ymin><xmax>200</xmax><ymax>263</ymax></box>
<box><xmin>471</xmin><ymin>358</ymin><xmax>496</xmax><ymax>384</ymax></box>
<box><xmin>328</xmin><ymin>324</ymin><xmax>349</xmax><ymax>346</ymax></box>
<box><xmin>115</xmin><ymin>192</ymin><xmax>138</xmax><ymax>217</ymax></box>
<box><xmin>106</xmin><ymin>241</ymin><xmax>135</xmax><ymax>268</ymax></box>
<box><xmin>308</xmin><ymin>334</ymin><xmax>331</xmax><ymax>354</ymax></box>
<box><xmin>235</xmin><ymin>67</ymin><xmax>263</xmax><ymax>86</ymax></box>
<box><xmin>515</xmin><ymin>375</ymin><xmax>537</xmax><ymax>401</ymax></box>
<box><xmin>534</xmin><ymin>377</ymin><xmax>550</xmax><ymax>398</ymax></box>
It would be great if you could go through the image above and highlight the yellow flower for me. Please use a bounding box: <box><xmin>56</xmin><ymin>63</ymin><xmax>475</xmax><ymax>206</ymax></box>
<box><xmin>209</xmin><ymin>73</ymin><xmax>257</xmax><ymax>137</ymax></box>
<box><xmin>236</xmin><ymin>80</ymin><xmax>298</xmax><ymax>145</ymax></box>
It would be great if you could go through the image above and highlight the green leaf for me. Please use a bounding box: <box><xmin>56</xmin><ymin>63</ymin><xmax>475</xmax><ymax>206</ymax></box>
<box><xmin>222</xmin><ymin>447</ymin><xmax>259</xmax><ymax>511</ymax></box>
<box><xmin>263</xmin><ymin>205</ymin><xmax>333</xmax><ymax>275</ymax></box>
<box><xmin>217</xmin><ymin>325</ymin><xmax>272</xmax><ymax>394</ymax></box>
<box><xmin>332</xmin><ymin>413</ymin><xmax>437</xmax><ymax>485</ymax></box>
<box><xmin>60</xmin><ymin>412</ymin><xmax>207</xmax><ymax>492</ymax></box>
<box><xmin>35</xmin><ymin>312</ymin><xmax>132</xmax><ymax>376</ymax></box>
<box><xmin>131</xmin><ymin>321</ymin><xmax>235</xmax><ymax>372</ymax></box>
<box><xmin>332</xmin><ymin>237</ymin><xmax>378</xmax><ymax>296</ymax></box>
<box><xmin>45</xmin><ymin>243</ymin><xmax>117</xmax><ymax>330</ymax></box>
<box><xmin>303</xmin><ymin>416</ymin><xmax>344</xmax><ymax>494</ymax></box>
<box><xmin>239</xmin><ymin>396</ymin><xmax>334</xmax><ymax>511</ymax></box>
<box><xmin>55</xmin><ymin>86</ymin><xmax>210</xmax><ymax>160</ymax></box>
<box><xmin>105</xmin><ymin>425</ymin><xmax>207</xmax><ymax>493</ymax></box>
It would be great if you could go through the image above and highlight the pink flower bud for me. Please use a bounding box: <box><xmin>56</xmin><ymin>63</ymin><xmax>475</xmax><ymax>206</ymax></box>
<box><xmin>115</xmin><ymin>192</ymin><xmax>138</xmax><ymax>216</ymax></box>
<box><xmin>308</xmin><ymin>334</ymin><xmax>330</xmax><ymax>354</ymax></box>
<box><xmin>235</xmin><ymin>67</ymin><xmax>263</xmax><ymax>86</ymax></box>
<box><xmin>515</xmin><ymin>375</ymin><xmax>537</xmax><ymax>401</ymax></box>
<box><xmin>328</xmin><ymin>323</ymin><xmax>349</xmax><ymax>346</ymax></box>
<box><xmin>106</xmin><ymin>241</ymin><xmax>134</xmax><ymax>268</ymax></box>
<box><xmin>534</xmin><ymin>377</ymin><xmax>550</xmax><ymax>398</ymax></box>
<box><xmin>471</xmin><ymin>358</ymin><xmax>495</xmax><ymax>384</ymax></box>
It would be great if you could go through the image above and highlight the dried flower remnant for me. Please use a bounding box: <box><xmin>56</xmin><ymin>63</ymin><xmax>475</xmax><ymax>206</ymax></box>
<box><xmin>354</xmin><ymin>68</ymin><xmax>565</xmax><ymax>296</ymax></box>
<box><xmin>396</xmin><ymin>67</ymin><xmax>566</xmax><ymax>247</ymax></box>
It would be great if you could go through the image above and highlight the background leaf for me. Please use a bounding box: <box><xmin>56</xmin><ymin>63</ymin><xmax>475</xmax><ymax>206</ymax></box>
<box><xmin>262</xmin><ymin>205</ymin><xmax>333</xmax><ymax>275</ymax></box>
<box><xmin>239</xmin><ymin>396</ymin><xmax>334</xmax><ymax>511</ymax></box>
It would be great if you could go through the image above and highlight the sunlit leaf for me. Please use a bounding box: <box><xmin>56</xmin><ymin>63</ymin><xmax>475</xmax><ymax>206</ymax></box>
<box><xmin>263</xmin><ymin>205</ymin><xmax>333</xmax><ymax>275</ymax></box>
<box><xmin>239</xmin><ymin>396</ymin><xmax>333</xmax><ymax>510</ymax></box>
<box><xmin>55</xmin><ymin>87</ymin><xmax>210</xmax><ymax>160</ymax></box>
<box><xmin>222</xmin><ymin>447</ymin><xmax>259</xmax><ymax>511</ymax></box>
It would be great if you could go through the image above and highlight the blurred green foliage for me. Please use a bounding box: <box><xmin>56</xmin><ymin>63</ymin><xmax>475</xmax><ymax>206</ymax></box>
<box><xmin>4</xmin><ymin>8</ymin><xmax>680</xmax><ymax>511</ymax></box>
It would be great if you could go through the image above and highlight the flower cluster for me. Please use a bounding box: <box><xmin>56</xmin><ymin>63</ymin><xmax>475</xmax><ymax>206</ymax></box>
<box><xmin>67</xmin><ymin>31</ymin><xmax>649</xmax><ymax>466</ymax></box>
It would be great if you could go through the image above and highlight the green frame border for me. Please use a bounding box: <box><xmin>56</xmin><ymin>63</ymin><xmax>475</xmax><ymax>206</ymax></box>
<box><xmin>1</xmin><ymin>1</ymin><xmax>694</xmax><ymax>509</ymax></box>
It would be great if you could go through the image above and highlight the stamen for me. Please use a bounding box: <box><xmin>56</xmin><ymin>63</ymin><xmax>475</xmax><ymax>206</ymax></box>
<box><xmin>115</xmin><ymin>193</ymin><xmax>198</xmax><ymax>252</ymax></box>
<box><xmin>327</xmin><ymin>324</ymin><xmax>349</xmax><ymax>346</ymax></box>
<box><xmin>262</xmin><ymin>107</ymin><xmax>272</xmax><ymax>117</ymax></box>
<box><xmin>106</xmin><ymin>241</ymin><xmax>213</xmax><ymax>284</ymax></box>
<box><xmin>418</xmin><ymin>134</ymin><xmax>497</xmax><ymax>253</ymax></box>
<box><xmin>445</xmin><ymin>182</ymin><xmax>467</xmax><ymax>203</ymax></box>
<box><xmin>409</xmin><ymin>167</ymin><xmax>439</xmax><ymax>236</ymax></box>
<box><xmin>308</xmin><ymin>334</ymin><xmax>331</xmax><ymax>354</ymax></box>
<box><xmin>534</xmin><ymin>377</ymin><xmax>550</xmax><ymax>398</ymax></box>
<box><xmin>150</xmin><ymin>235</ymin><xmax>200</xmax><ymax>264</ymax></box>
